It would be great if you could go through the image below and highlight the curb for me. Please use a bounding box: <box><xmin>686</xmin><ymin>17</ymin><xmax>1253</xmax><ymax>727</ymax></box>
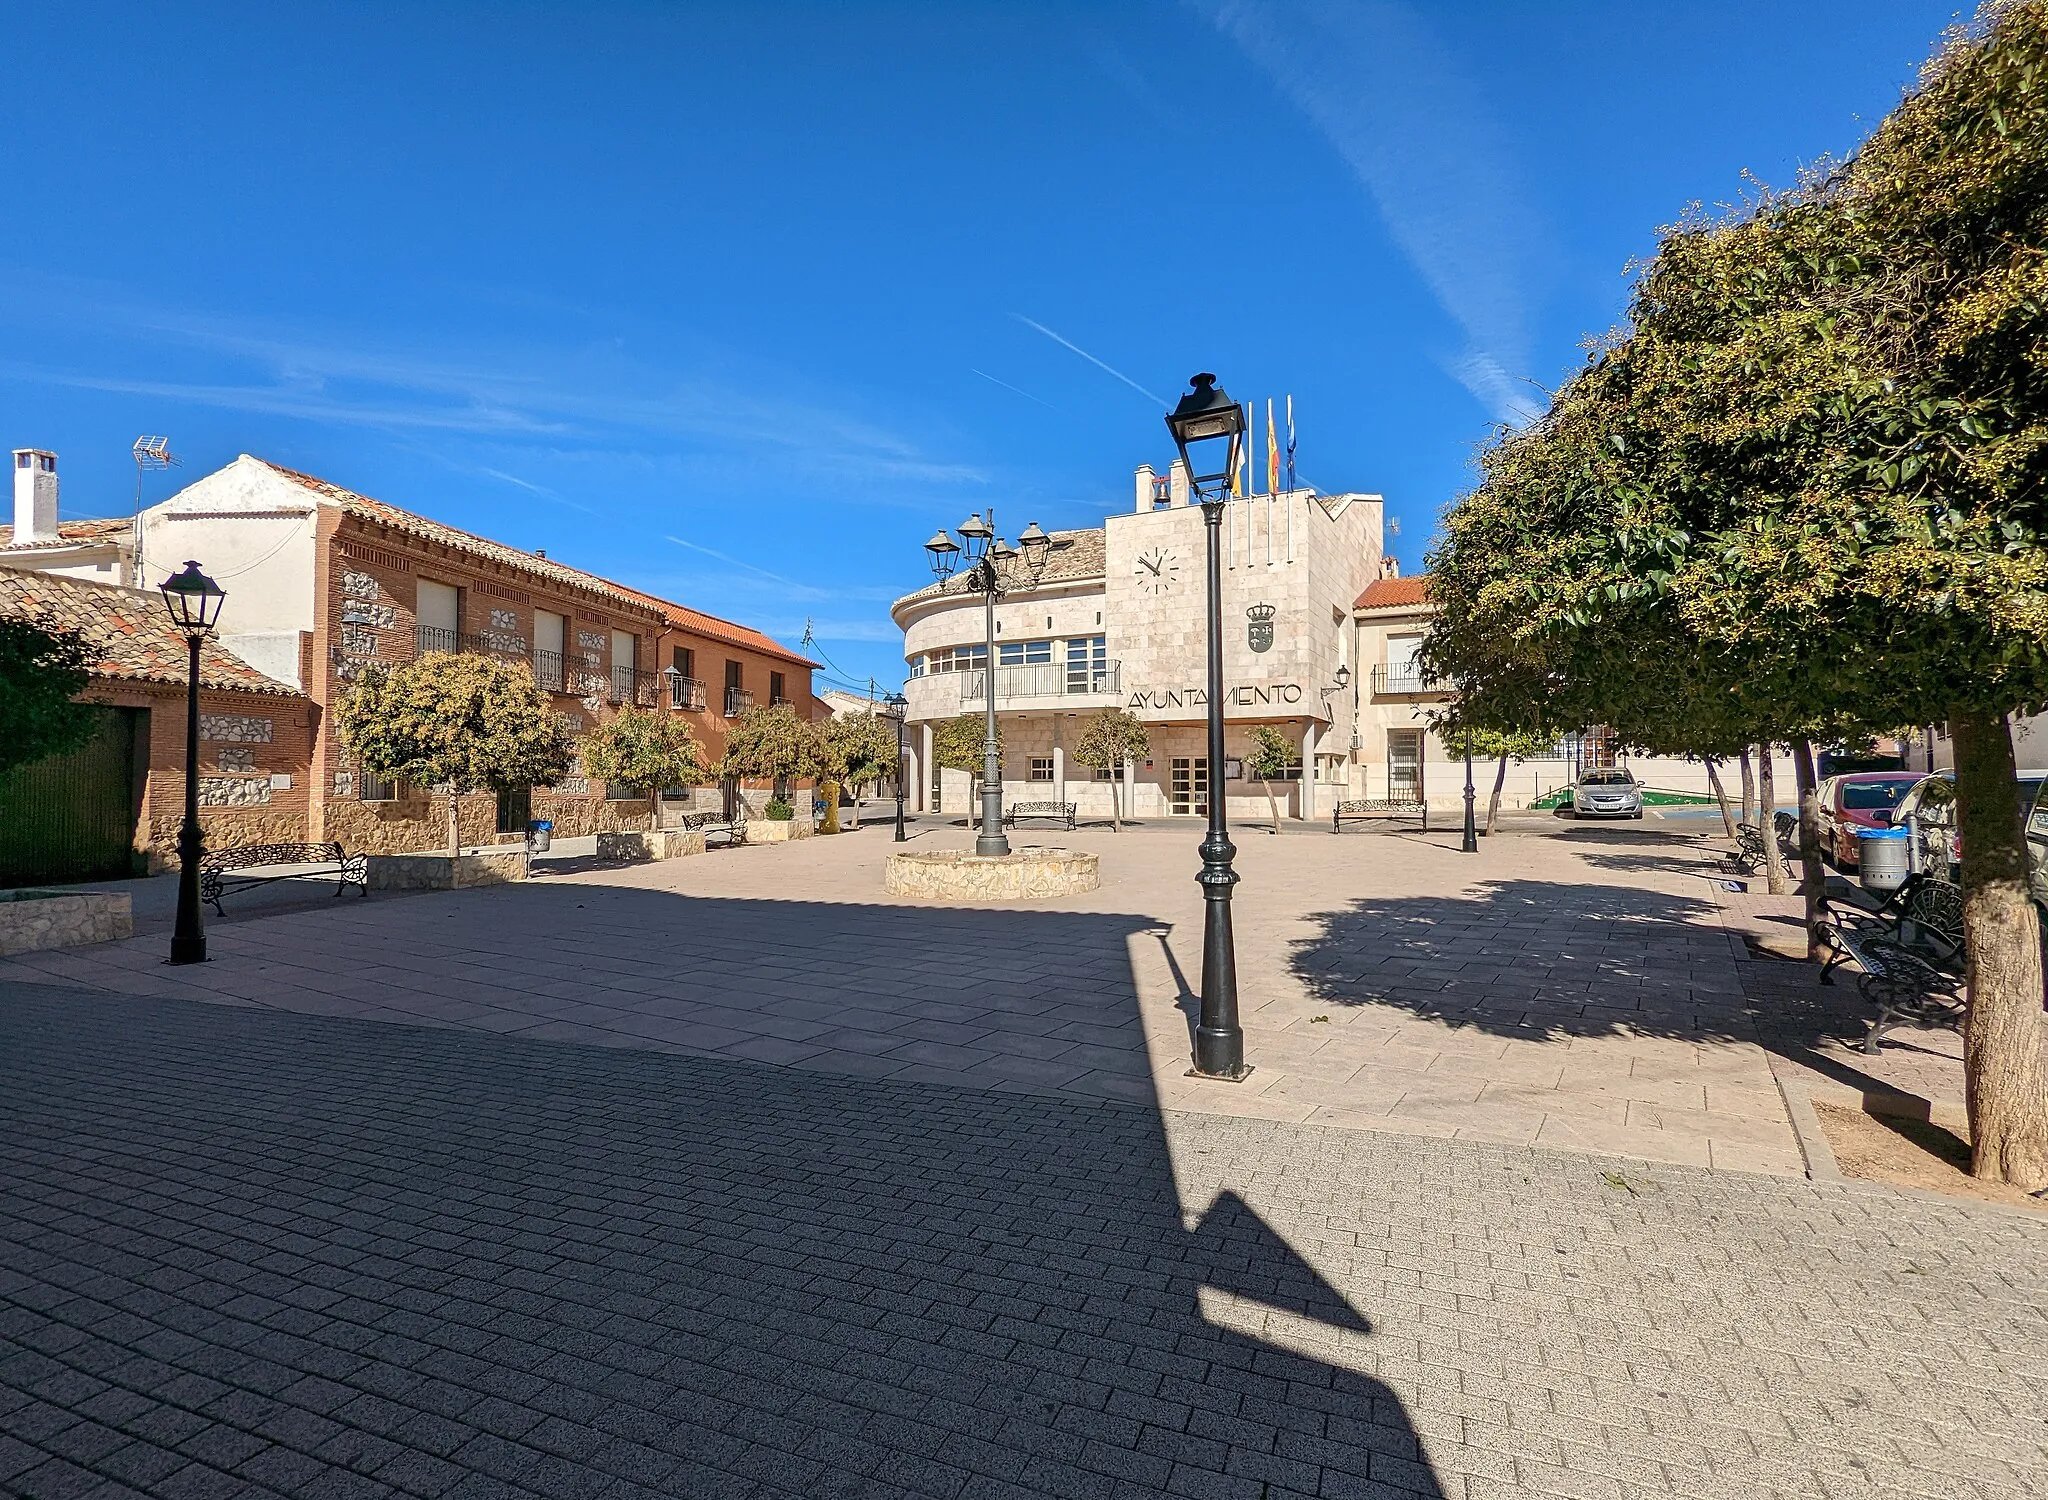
<box><xmin>1774</xmin><ymin>1073</ymin><xmax>1843</xmax><ymax>1182</ymax></box>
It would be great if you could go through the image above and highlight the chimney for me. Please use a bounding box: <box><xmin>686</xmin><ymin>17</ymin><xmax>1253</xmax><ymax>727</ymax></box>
<box><xmin>1168</xmin><ymin>459</ymin><xmax>1190</xmax><ymax>508</ymax></box>
<box><xmin>11</xmin><ymin>450</ymin><xmax>57</xmax><ymax>546</ymax></box>
<box><xmin>1379</xmin><ymin>556</ymin><xmax>1399</xmax><ymax>579</ymax></box>
<box><xmin>534</xmin><ymin>549</ymin><xmax>546</xmax><ymax>559</ymax></box>
<box><xmin>1133</xmin><ymin>464</ymin><xmax>1154</xmax><ymax>515</ymax></box>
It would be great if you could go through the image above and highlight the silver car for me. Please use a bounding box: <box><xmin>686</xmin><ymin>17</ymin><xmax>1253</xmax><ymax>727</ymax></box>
<box><xmin>1572</xmin><ymin>769</ymin><xmax>1644</xmax><ymax>819</ymax></box>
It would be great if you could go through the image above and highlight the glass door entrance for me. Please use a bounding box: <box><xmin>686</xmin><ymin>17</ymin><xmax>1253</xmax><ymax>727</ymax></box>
<box><xmin>1169</xmin><ymin>757</ymin><xmax>1209</xmax><ymax>817</ymax></box>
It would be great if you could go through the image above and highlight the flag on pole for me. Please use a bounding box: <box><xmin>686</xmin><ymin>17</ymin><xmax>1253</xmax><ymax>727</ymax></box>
<box><xmin>1239</xmin><ymin>404</ymin><xmax>1252</xmax><ymax>496</ymax></box>
<box><xmin>1286</xmin><ymin>394</ymin><xmax>1297</xmax><ymax>492</ymax></box>
<box><xmin>1230</xmin><ymin>408</ymin><xmax>1243</xmax><ymax>497</ymax></box>
<box><xmin>1266</xmin><ymin>399</ymin><xmax>1280</xmax><ymax>494</ymax></box>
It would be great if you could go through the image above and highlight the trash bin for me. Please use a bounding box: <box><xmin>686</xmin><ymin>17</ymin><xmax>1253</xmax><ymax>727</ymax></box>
<box><xmin>528</xmin><ymin>819</ymin><xmax>553</xmax><ymax>853</ymax></box>
<box><xmin>1858</xmin><ymin>826</ymin><xmax>1911</xmax><ymax>893</ymax></box>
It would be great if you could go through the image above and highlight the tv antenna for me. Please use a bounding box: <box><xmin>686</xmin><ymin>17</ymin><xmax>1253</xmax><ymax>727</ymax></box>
<box><xmin>132</xmin><ymin>436</ymin><xmax>179</xmax><ymax>583</ymax></box>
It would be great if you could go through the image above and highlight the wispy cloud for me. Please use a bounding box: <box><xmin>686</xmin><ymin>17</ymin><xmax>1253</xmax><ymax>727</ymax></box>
<box><xmin>1013</xmin><ymin>315</ymin><xmax>1168</xmax><ymax>407</ymax></box>
<box><xmin>968</xmin><ymin>367</ymin><xmax>1063</xmax><ymax>412</ymax></box>
<box><xmin>1201</xmin><ymin>0</ymin><xmax>1553</xmax><ymax>425</ymax></box>
<box><xmin>664</xmin><ymin>534</ymin><xmax>809</xmax><ymax>590</ymax></box>
<box><xmin>0</xmin><ymin>268</ymin><xmax>991</xmax><ymax>490</ymax></box>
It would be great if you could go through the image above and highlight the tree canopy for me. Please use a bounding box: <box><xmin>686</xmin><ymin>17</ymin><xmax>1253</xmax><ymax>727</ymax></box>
<box><xmin>334</xmin><ymin>654</ymin><xmax>572</xmax><ymax>854</ymax></box>
<box><xmin>0</xmin><ymin>618</ymin><xmax>96</xmax><ymax>779</ymax></box>
<box><xmin>579</xmin><ymin>707</ymin><xmax>703</xmax><ymax>831</ymax></box>
<box><xmin>718</xmin><ymin>701</ymin><xmax>824</xmax><ymax>786</ymax></box>
<box><xmin>1421</xmin><ymin>0</ymin><xmax>2048</xmax><ymax>1186</ymax></box>
<box><xmin>823</xmin><ymin>711</ymin><xmax>899</xmax><ymax>829</ymax></box>
<box><xmin>1074</xmin><ymin>709</ymin><xmax>1148</xmax><ymax>829</ymax></box>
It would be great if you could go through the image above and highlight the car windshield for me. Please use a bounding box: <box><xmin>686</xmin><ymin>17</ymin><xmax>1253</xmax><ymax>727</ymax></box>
<box><xmin>1579</xmin><ymin>771</ymin><xmax>1632</xmax><ymax>786</ymax></box>
<box><xmin>1842</xmin><ymin>782</ymin><xmax>1913</xmax><ymax>811</ymax></box>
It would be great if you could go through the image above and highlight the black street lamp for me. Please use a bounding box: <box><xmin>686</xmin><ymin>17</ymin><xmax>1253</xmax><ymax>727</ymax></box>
<box><xmin>923</xmin><ymin>508</ymin><xmax>1048</xmax><ymax>856</ymax></box>
<box><xmin>883</xmin><ymin>691</ymin><xmax>909</xmax><ymax>842</ymax></box>
<box><xmin>1166</xmin><ymin>373</ymin><xmax>1250</xmax><ymax>1082</ymax></box>
<box><xmin>1462</xmin><ymin>728</ymin><xmax>1479</xmax><ymax>853</ymax></box>
<box><xmin>158</xmin><ymin>560</ymin><xmax>226</xmax><ymax>965</ymax></box>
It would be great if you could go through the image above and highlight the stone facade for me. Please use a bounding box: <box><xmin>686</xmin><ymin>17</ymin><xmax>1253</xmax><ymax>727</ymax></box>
<box><xmin>0</xmin><ymin>890</ymin><xmax>133</xmax><ymax>955</ymax></box>
<box><xmin>883</xmin><ymin>847</ymin><xmax>1099</xmax><ymax>900</ymax></box>
<box><xmin>596</xmin><ymin>829</ymin><xmax>707</xmax><ymax>862</ymax></box>
<box><xmin>118</xmin><ymin>681</ymin><xmax>314</xmax><ymax>869</ymax></box>
<box><xmin>895</xmin><ymin>468</ymin><xmax>1383</xmax><ymax>823</ymax></box>
<box><xmin>364</xmin><ymin>849</ymin><xmax>529</xmax><ymax>890</ymax></box>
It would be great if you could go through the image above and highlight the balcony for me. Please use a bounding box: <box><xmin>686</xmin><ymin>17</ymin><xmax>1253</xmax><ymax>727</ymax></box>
<box><xmin>610</xmin><ymin>666</ymin><xmax>658</xmax><ymax>707</ymax></box>
<box><xmin>534</xmin><ymin>650</ymin><xmax>566</xmax><ymax>693</ymax></box>
<box><xmin>668</xmin><ymin>674</ymin><xmax>707</xmax><ymax>711</ymax></box>
<box><xmin>959</xmin><ymin>661</ymin><xmax>1121</xmax><ymax>703</ymax></box>
<box><xmin>725</xmin><ymin>686</ymin><xmax>755</xmax><ymax>717</ymax></box>
<box><xmin>415</xmin><ymin>625</ymin><xmax>459</xmax><ymax>656</ymax></box>
<box><xmin>1370</xmin><ymin>664</ymin><xmax>1442</xmax><ymax>697</ymax></box>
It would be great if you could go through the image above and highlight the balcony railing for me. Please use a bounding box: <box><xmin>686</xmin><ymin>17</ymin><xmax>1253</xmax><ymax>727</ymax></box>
<box><xmin>959</xmin><ymin>661</ymin><xmax>1121</xmax><ymax>703</ymax></box>
<box><xmin>415</xmin><ymin>625</ymin><xmax>459</xmax><ymax>656</ymax></box>
<box><xmin>1370</xmin><ymin>664</ymin><xmax>1441</xmax><ymax>696</ymax></box>
<box><xmin>725</xmin><ymin>686</ymin><xmax>755</xmax><ymax>717</ymax></box>
<box><xmin>610</xmin><ymin>666</ymin><xmax>658</xmax><ymax>707</ymax></box>
<box><xmin>534</xmin><ymin>649</ymin><xmax>566</xmax><ymax>693</ymax></box>
<box><xmin>669</xmin><ymin>674</ymin><xmax>707</xmax><ymax>711</ymax></box>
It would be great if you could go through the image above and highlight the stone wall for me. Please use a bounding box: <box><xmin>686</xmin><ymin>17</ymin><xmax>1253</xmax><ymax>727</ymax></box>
<box><xmin>0</xmin><ymin>890</ymin><xmax>133</xmax><ymax>955</ymax></box>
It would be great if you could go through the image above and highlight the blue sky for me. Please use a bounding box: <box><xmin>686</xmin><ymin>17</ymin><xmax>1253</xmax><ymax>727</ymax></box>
<box><xmin>2</xmin><ymin>1</ymin><xmax>1959</xmax><ymax>695</ymax></box>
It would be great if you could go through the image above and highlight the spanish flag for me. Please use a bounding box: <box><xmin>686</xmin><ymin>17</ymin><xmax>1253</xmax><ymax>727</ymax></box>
<box><xmin>1266</xmin><ymin>399</ymin><xmax>1280</xmax><ymax>494</ymax></box>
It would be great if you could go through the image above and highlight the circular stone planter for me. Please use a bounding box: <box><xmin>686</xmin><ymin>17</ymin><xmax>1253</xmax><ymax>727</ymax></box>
<box><xmin>885</xmin><ymin>846</ymin><xmax>1100</xmax><ymax>900</ymax></box>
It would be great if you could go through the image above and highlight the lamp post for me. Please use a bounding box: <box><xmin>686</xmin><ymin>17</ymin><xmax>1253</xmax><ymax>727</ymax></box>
<box><xmin>1462</xmin><ymin>728</ymin><xmax>1479</xmax><ymax>853</ymax></box>
<box><xmin>884</xmin><ymin>691</ymin><xmax>909</xmax><ymax>842</ymax></box>
<box><xmin>1166</xmin><ymin>373</ymin><xmax>1251</xmax><ymax>1082</ymax></box>
<box><xmin>159</xmin><ymin>561</ymin><xmax>226</xmax><ymax>965</ymax></box>
<box><xmin>923</xmin><ymin>511</ymin><xmax>1050</xmax><ymax>856</ymax></box>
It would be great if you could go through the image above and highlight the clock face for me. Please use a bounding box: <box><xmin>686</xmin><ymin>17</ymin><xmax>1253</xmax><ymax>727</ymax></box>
<box><xmin>1135</xmin><ymin>547</ymin><xmax>1181</xmax><ymax>594</ymax></box>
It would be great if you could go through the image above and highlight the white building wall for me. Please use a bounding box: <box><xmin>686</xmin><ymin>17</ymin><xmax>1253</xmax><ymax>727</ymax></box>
<box><xmin>140</xmin><ymin>456</ymin><xmax>320</xmax><ymax>639</ymax></box>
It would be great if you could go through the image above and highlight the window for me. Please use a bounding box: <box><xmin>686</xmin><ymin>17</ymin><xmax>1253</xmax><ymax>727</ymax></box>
<box><xmin>927</xmin><ymin>644</ymin><xmax>987</xmax><ymax>674</ymax></box>
<box><xmin>672</xmin><ymin>645</ymin><xmax>695</xmax><ymax>678</ymax></box>
<box><xmin>1066</xmin><ymin>635</ymin><xmax>1108</xmax><ymax>693</ymax></box>
<box><xmin>14</xmin><ymin>454</ymin><xmax>27</xmax><ymax>469</ymax></box>
<box><xmin>360</xmin><ymin>769</ymin><xmax>396</xmax><ymax>802</ymax></box>
<box><xmin>770</xmin><ymin>670</ymin><xmax>786</xmax><ymax>705</ymax></box>
<box><xmin>998</xmin><ymin>640</ymin><xmax>1052</xmax><ymax>667</ymax></box>
<box><xmin>1093</xmin><ymin>763</ymin><xmax>1126</xmax><ymax>781</ymax></box>
<box><xmin>416</xmin><ymin>579</ymin><xmax>460</xmax><ymax>656</ymax></box>
<box><xmin>1029</xmin><ymin>757</ymin><xmax>1054</xmax><ymax>782</ymax></box>
<box><xmin>725</xmin><ymin>660</ymin><xmax>743</xmax><ymax>691</ymax></box>
<box><xmin>910</xmin><ymin>655</ymin><xmax>926</xmax><ymax>678</ymax></box>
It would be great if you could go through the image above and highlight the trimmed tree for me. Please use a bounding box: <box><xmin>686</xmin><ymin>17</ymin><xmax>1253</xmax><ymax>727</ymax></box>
<box><xmin>824</xmin><ymin>711</ymin><xmax>899</xmax><ymax>830</ymax></box>
<box><xmin>1466</xmin><ymin>728</ymin><xmax>1550</xmax><ymax>835</ymax></box>
<box><xmin>0</xmin><ymin>618</ymin><xmax>96</xmax><ymax>778</ymax></box>
<box><xmin>717</xmin><ymin>702</ymin><xmax>825</xmax><ymax>817</ymax></box>
<box><xmin>579</xmin><ymin>707</ymin><xmax>704</xmax><ymax>832</ymax></box>
<box><xmin>1244</xmin><ymin>724</ymin><xmax>1299</xmax><ymax>835</ymax></box>
<box><xmin>333</xmin><ymin>655</ymin><xmax>572</xmax><ymax>855</ymax></box>
<box><xmin>931</xmin><ymin>712</ymin><xmax>1002</xmax><ymax>817</ymax></box>
<box><xmin>1074</xmin><ymin>708</ymin><xmax>1148</xmax><ymax>830</ymax></box>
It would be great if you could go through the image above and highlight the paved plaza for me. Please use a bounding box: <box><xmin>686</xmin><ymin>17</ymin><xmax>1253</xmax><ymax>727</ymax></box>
<box><xmin>2</xmin><ymin>817</ymin><xmax>2045</xmax><ymax>1498</ymax></box>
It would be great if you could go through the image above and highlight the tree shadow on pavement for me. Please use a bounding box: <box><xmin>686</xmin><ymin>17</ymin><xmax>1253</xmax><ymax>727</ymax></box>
<box><xmin>1290</xmin><ymin>878</ymin><xmax>1753</xmax><ymax>1043</ymax></box>
<box><xmin>0</xmin><ymin>892</ymin><xmax>1447</xmax><ymax>1499</ymax></box>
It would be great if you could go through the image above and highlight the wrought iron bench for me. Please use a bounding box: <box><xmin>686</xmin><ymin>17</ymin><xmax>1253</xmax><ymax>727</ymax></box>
<box><xmin>1818</xmin><ymin>875</ymin><xmax>1967</xmax><ymax>1053</ymax></box>
<box><xmin>1728</xmin><ymin>822</ymin><xmax>1774</xmax><ymax>876</ymax></box>
<box><xmin>1333</xmin><ymin>798</ymin><xmax>1428</xmax><ymax>832</ymax></box>
<box><xmin>1004</xmin><ymin>801</ymin><xmax>1076</xmax><ymax>831</ymax></box>
<box><xmin>1773</xmin><ymin>810</ymin><xmax>1800</xmax><ymax>858</ymax></box>
<box><xmin>197</xmin><ymin>841</ymin><xmax>368</xmax><ymax>916</ymax></box>
<box><xmin>674</xmin><ymin>808</ymin><xmax>748</xmax><ymax>847</ymax></box>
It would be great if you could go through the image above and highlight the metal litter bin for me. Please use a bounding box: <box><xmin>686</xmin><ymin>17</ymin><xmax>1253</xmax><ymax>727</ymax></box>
<box><xmin>1858</xmin><ymin>826</ymin><xmax>1910</xmax><ymax>894</ymax></box>
<box><xmin>528</xmin><ymin>819</ymin><xmax>553</xmax><ymax>853</ymax></box>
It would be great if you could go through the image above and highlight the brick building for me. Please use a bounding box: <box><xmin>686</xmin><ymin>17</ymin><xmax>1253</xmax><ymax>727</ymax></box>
<box><xmin>140</xmin><ymin>456</ymin><xmax>688</xmax><ymax>853</ymax></box>
<box><xmin>0</xmin><ymin>570</ymin><xmax>313</xmax><ymax>883</ymax></box>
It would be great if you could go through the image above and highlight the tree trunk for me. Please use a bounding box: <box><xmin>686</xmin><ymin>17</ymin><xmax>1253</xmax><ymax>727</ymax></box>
<box><xmin>1739</xmin><ymin>747</ymin><xmax>1756</xmax><ymax>827</ymax></box>
<box><xmin>1791</xmin><ymin>742</ymin><xmax>1828</xmax><ymax>961</ymax></box>
<box><xmin>1705</xmin><ymin>757</ymin><xmax>1737</xmax><ymax>839</ymax></box>
<box><xmin>849</xmin><ymin>782</ymin><xmax>861</xmax><ymax>830</ymax></box>
<box><xmin>1110</xmin><ymin>769</ymin><xmax>1121</xmax><ymax>832</ymax></box>
<box><xmin>1951</xmin><ymin>708</ymin><xmax>2048</xmax><ymax>1189</ymax></box>
<box><xmin>447</xmin><ymin>791</ymin><xmax>461</xmax><ymax>857</ymax></box>
<box><xmin>1263</xmin><ymin>778</ymin><xmax>1280</xmax><ymax>835</ymax></box>
<box><xmin>1758</xmin><ymin>749</ymin><xmax>1787</xmax><ymax>895</ymax></box>
<box><xmin>1486</xmin><ymin>755</ymin><xmax>1508</xmax><ymax>836</ymax></box>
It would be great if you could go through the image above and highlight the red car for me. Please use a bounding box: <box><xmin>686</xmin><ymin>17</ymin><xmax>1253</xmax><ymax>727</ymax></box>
<box><xmin>1817</xmin><ymin>772</ymin><xmax>1924</xmax><ymax>867</ymax></box>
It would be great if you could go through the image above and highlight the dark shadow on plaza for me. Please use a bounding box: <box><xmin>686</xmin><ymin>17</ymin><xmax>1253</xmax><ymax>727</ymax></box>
<box><xmin>0</xmin><ymin>887</ymin><xmax>1446</xmax><ymax>1500</ymax></box>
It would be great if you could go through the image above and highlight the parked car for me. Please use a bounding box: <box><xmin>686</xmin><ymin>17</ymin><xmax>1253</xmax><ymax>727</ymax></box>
<box><xmin>1815</xmin><ymin>771</ymin><xmax>1923</xmax><ymax>868</ymax></box>
<box><xmin>1893</xmin><ymin>769</ymin><xmax>2048</xmax><ymax>911</ymax></box>
<box><xmin>1571</xmin><ymin>768</ymin><xmax>1643</xmax><ymax>819</ymax></box>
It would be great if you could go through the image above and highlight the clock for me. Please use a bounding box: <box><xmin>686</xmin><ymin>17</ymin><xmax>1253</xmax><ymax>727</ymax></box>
<box><xmin>1135</xmin><ymin>547</ymin><xmax>1181</xmax><ymax>594</ymax></box>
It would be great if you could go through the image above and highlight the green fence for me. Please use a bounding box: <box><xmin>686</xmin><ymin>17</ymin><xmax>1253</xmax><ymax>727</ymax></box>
<box><xmin>0</xmin><ymin>706</ymin><xmax>144</xmax><ymax>887</ymax></box>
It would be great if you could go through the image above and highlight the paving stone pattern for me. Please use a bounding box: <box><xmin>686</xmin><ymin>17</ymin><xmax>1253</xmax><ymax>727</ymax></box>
<box><xmin>3</xmin><ymin>984</ymin><xmax>2045</xmax><ymax>1500</ymax></box>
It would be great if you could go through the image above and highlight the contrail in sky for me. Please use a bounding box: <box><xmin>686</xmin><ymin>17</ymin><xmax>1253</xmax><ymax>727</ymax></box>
<box><xmin>969</xmin><ymin>367</ymin><xmax>1062</xmax><ymax>412</ymax></box>
<box><xmin>665</xmin><ymin>534</ymin><xmax>803</xmax><ymax>588</ymax></box>
<box><xmin>1013</xmin><ymin>315</ymin><xmax>1167</xmax><ymax>407</ymax></box>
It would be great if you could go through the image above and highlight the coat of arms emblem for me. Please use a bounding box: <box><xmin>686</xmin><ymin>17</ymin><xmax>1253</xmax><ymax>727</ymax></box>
<box><xmin>1246</xmin><ymin>603</ymin><xmax>1275</xmax><ymax>653</ymax></box>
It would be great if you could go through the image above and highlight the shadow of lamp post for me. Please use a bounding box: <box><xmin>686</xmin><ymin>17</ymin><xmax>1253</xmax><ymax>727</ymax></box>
<box><xmin>923</xmin><ymin>511</ymin><xmax>1050</xmax><ymax>856</ymax></box>
<box><xmin>158</xmin><ymin>560</ymin><xmax>226</xmax><ymax>965</ymax></box>
<box><xmin>1166</xmin><ymin>373</ymin><xmax>1251</xmax><ymax>1082</ymax></box>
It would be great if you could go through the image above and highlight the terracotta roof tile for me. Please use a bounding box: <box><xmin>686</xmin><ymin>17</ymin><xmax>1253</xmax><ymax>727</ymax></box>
<box><xmin>249</xmin><ymin>458</ymin><xmax>661</xmax><ymax>617</ymax></box>
<box><xmin>0</xmin><ymin>571</ymin><xmax>299</xmax><ymax>696</ymax></box>
<box><xmin>1354</xmin><ymin>574</ymin><xmax>1431</xmax><ymax>611</ymax></box>
<box><xmin>0</xmin><ymin>518</ymin><xmax>132</xmax><ymax>551</ymax></box>
<box><xmin>607</xmin><ymin>583</ymin><xmax>819</xmax><ymax>670</ymax></box>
